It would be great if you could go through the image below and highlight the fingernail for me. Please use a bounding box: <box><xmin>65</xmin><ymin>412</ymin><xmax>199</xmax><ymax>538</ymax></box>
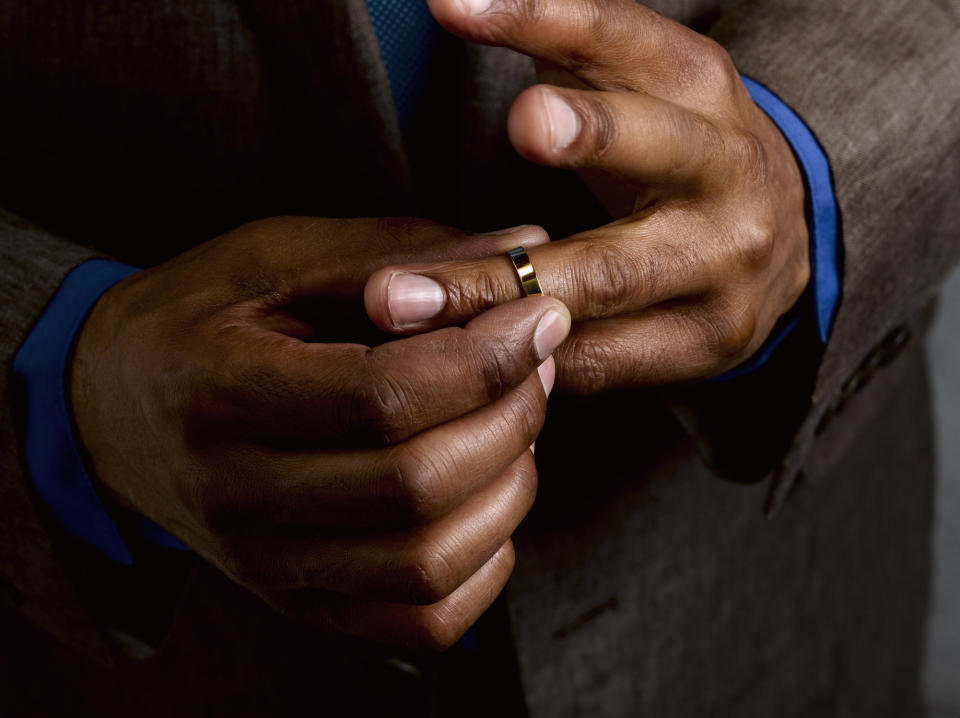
<box><xmin>534</xmin><ymin>309</ymin><xmax>570</xmax><ymax>361</ymax></box>
<box><xmin>530</xmin><ymin>442</ymin><xmax>536</xmax><ymax>455</ymax></box>
<box><xmin>478</xmin><ymin>224</ymin><xmax>532</xmax><ymax>236</ymax></box>
<box><xmin>387</xmin><ymin>273</ymin><xmax>445</xmax><ymax>326</ymax></box>
<box><xmin>537</xmin><ymin>356</ymin><xmax>556</xmax><ymax>398</ymax></box>
<box><xmin>459</xmin><ymin>0</ymin><xmax>493</xmax><ymax>15</ymax></box>
<box><xmin>543</xmin><ymin>91</ymin><xmax>580</xmax><ymax>151</ymax></box>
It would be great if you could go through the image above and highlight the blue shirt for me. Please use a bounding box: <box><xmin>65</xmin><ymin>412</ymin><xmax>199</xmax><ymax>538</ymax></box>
<box><xmin>13</xmin><ymin>11</ymin><xmax>841</xmax><ymax>564</ymax></box>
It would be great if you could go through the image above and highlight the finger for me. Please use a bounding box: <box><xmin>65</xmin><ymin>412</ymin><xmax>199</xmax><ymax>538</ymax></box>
<box><xmin>365</xmin><ymin>221</ymin><xmax>716</xmax><ymax>332</ymax></box>
<box><xmin>202</xmin><ymin>362</ymin><xmax>553</xmax><ymax>532</ymax></box>
<box><xmin>507</xmin><ymin>85</ymin><xmax>720</xmax><ymax>186</ymax></box>
<box><xmin>200</xmin><ymin>295</ymin><xmax>570</xmax><ymax>447</ymax></box>
<box><xmin>234</xmin><ymin>217</ymin><xmax>550</xmax><ymax>299</ymax></box>
<box><xmin>280</xmin><ymin>221</ymin><xmax>550</xmax><ymax>343</ymax></box>
<box><xmin>426</xmin><ymin>0</ymin><xmax>687</xmax><ymax>91</ymax></box>
<box><xmin>252</xmin><ymin>452</ymin><xmax>537</xmax><ymax>604</ymax></box>
<box><xmin>551</xmin><ymin>304</ymin><xmax>761</xmax><ymax>393</ymax></box>
<box><xmin>267</xmin><ymin>541</ymin><xmax>516</xmax><ymax>652</ymax></box>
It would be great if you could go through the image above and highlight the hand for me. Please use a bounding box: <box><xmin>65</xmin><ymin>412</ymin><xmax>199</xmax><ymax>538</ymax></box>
<box><xmin>365</xmin><ymin>0</ymin><xmax>810</xmax><ymax>392</ymax></box>
<box><xmin>70</xmin><ymin>216</ymin><xmax>570</xmax><ymax>649</ymax></box>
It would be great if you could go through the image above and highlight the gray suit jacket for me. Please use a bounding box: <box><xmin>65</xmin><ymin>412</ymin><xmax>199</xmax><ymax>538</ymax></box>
<box><xmin>1</xmin><ymin>0</ymin><xmax>958</xmax><ymax>715</ymax></box>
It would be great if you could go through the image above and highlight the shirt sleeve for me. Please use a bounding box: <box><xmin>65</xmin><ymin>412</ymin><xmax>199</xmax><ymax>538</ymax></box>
<box><xmin>715</xmin><ymin>75</ymin><xmax>842</xmax><ymax>381</ymax></box>
<box><xmin>13</xmin><ymin>259</ymin><xmax>189</xmax><ymax>565</ymax></box>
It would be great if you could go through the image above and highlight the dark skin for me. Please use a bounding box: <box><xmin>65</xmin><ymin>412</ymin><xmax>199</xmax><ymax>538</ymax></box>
<box><xmin>71</xmin><ymin>217</ymin><xmax>567</xmax><ymax>650</ymax></box>
<box><xmin>70</xmin><ymin>0</ymin><xmax>811</xmax><ymax>650</ymax></box>
<box><xmin>365</xmin><ymin>0</ymin><xmax>810</xmax><ymax>392</ymax></box>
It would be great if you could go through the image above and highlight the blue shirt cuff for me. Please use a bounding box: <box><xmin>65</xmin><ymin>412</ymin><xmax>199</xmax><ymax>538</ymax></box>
<box><xmin>13</xmin><ymin>259</ymin><xmax>190</xmax><ymax>565</ymax></box>
<box><xmin>715</xmin><ymin>76</ymin><xmax>842</xmax><ymax>380</ymax></box>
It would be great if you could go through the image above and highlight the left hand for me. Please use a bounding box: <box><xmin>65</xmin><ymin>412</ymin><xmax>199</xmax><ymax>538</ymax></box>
<box><xmin>365</xmin><ymin>0</ymin><xmax>811</xmax><ymax>392</ymax></box>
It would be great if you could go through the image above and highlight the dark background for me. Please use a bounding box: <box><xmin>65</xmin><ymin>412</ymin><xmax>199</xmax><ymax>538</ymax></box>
<box><xmin>925</xmin><ymin>266</ymin><xmax>960</xmax><ymax>717</ymax></box>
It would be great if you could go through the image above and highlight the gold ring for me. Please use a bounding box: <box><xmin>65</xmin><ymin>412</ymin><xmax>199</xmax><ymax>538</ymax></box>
<box><xmin>506</xmin><ymin>247</ymin><xmax>543</xmax><ymax>297</ymax></box>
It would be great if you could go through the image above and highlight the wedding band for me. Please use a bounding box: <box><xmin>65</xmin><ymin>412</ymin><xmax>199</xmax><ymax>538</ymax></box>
<box><xmin>506</xmin><ymin>247</ymin><xmax>543</xmax><ymax>297</ymax></box>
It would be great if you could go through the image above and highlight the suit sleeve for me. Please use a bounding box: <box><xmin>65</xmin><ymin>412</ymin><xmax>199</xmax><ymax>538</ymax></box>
<box><xmin>0</xmin><ymin>210</ymin><xmax>116</xmax><ymax>662</ymax></box>
<box><xmin>663</xmin><ymin>0</ymin><xmax>960</xmax><ymax>510</ymax></box>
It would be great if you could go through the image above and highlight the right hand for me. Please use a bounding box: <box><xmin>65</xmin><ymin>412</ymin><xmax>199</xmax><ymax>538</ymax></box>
<box><xmin>69</xmin><ymin>216</ymin><xmax>570</xmax><ymax>650</ymax></box>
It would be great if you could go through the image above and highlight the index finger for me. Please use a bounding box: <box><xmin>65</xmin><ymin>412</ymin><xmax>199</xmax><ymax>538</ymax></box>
<box><xmin>427</xmin><ymin>0</ymin><xmax>690</xmax><ymax>91</ymax></box>
<box><xmin>364</xmin><ymin>219</ymin><xmax>714</xmax><ymax>333</ymax></box>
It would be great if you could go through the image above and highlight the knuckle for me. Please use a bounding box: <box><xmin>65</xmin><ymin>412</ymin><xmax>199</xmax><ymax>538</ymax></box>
<box><xmin>447</xmin><ymin>261</ymin><xmax>515</xmax><ymax>314</ymax></box>
<box><xmin>566</xmin><ymin>1</ymin><xmax>622</xmax><ymax>76</ymax></box>
<box><xmin>699</xmin><ymin>302</ymin><xmax>758</xmax><ymax>360</ymax></box>
<box><xmin>494</xmin><ymin>0</ymin><xmax>633</xmax><ymax>82</ymax></box>
<box><xmin>584</xmin><ymin>0</ymin><xmax>614</xmax><ymax>42</ymax></box>
<box><xmin>734</xmin><ymin>218</ymin><xmax>776</xmax><ymax>270</ymax></box>
<box><xmin>683</xmin><ymin>37</ymin><xmax>737</xmax><ymax>95</ymax></box>
<box><xmin>468</xmin><ymin>335</ymin><xmax>517</xmax><ymax>404</ymax></box>
<box><xmin>402</xmin><ymin>543</ymin><xmax>458</xmax><ymax>605</ymax></box>
<box><xmin>478</xmin><ymin>0</ymin><xmax>545</xmax><ymax>46</ymax></box>
<box><xmin>351</xmin><ymin>369</ymin><xmax>415</xmax><ymax>444</ymax></box>
<box><xmin>704</xmin><ymin>39</ymin><xmax>736</xmax><ymax>77</ymax></box>
<box><xmin>557</xmin><ymin>334</ymin><xmax>616</xmax><ymax>394</ymax></box>
<box><xmin>505</xmin><ymin>0</ymin><xmax>545</xmax><ymax>23</ymax></box>
<box><xmin>575</xmin><ymin>242</ymin><xmax>646</xmax><ymax>317</ymax></box>
<box><xmin>389</xmin><ymin>447</ymin><xmax>448</xmax><ymax>524</ymax></box>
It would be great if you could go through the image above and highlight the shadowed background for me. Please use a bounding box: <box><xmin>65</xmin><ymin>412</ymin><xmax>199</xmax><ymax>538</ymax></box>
<box><xmin>925</xmin><ymin>265</ymin><xmax>960</xmax><ymax>717</ymax></box>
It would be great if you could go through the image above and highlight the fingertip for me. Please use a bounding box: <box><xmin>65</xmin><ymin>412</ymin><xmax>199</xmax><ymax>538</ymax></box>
<box><xmin>368</xmin><ymin>269</ymin><xmax>449</xmax><ymax>333</ymax></box>
<box><xmin>508</xmin><ymin>86</ymin><xmax>553</xmax><ymax>164</ymax></box>
<box><xmin>424</xmin><ymin>0</ymin><xmax>453</xmax><ymax>22</ymax></box>
<box><xmin>426</xmin><ymin>0</ymin><xmax>491</xmax><ymax>35</ymax></box>
<box><xmin>460</xmin><ymin>295</ymin><xmax>569</xmax><ymax>361</ymax></box>
<box><xmin>508</xmin><ymin>86</ymin><xmax>581</xmax><ymax>165</ymax></box>
<box><xmin>533</xmin><ymin>303</ymin><xmax>572</xmax><ymax>361</ymax></box>
<box><xmin>366</xmin><ymin>267</ymin><xmax>447</xmax><ymax>333</ymax></box>
<box><xmin>363</xmin><ymin>266</ymin><xmax>393</xmax><ymax>330</ymax></box>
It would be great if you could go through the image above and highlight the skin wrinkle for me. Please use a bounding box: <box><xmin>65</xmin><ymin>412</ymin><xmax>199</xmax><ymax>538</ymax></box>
<box><xmin>576</xmin><ymin>241</ymin><xmax>644</xmax><ymax>317</ymax></box>
<box><xmin>581</xmin><ymin>91</ymin><xmax>619</xmax><ymax>161</ymax></box>
<box><xmin>470</xmin><ymin>334</ymin><xmax>515</xmax><ymax>403</ymax></box>
<box><xmin>557</xmin><ymin>331</ymin><xmax>616</xmax><ymax>392</ymax></box>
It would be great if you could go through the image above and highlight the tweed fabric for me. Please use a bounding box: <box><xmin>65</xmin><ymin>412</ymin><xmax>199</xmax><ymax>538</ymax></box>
<box><xmin>0</xmin><ymin>0</ymin><xmax>956</xmax><ymax>715</ymax></box>
<box><xmin>0</xmin><ymin>212</ymin><xmax>107</xmax><ymax>661</ymax></box>
<box><xmin>709</xmin><ymin>0</ymin><xmax>960</xmax><ymax>510</ymax></box>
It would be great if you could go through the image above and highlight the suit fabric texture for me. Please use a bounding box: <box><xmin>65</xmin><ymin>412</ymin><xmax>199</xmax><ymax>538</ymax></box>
<box><xmin>1</xmin><ymin>0</ymin><xmax>959</xmax><ymax>716</ymax></box>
